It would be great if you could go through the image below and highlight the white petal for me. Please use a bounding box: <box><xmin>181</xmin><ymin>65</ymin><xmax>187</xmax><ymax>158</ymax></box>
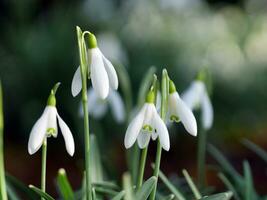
<box><xmin>89</xmin><ymin>48</ymin><xmax>109</xmax><ymax>99</ymax></box>
<box><xmin>71</xmin><ymin>66</ymin><xmax>82</xmax><ymax>97</ymax></box>
<box><xmin>151</xmin><ymin>132</ymin><xmax>158</xmax><ymax>140</ymax></box>
<box><xmin>88</xmin><ymin>88</ymin><xmax>108</xmax><ymax>119</ymax></box>
<box><xmin>57</xmin><ymin>113</ymin><xmax>75</xmax><ymax>156</ymax></box>
<box><xmin>174</xmin><ymin>92</ymin><xmax>198</xmax><ymax>136</ymax></box>
<box><xmin>46</xmin><ymin>106</ymin><xmax>58</xmax><ymax>137</ymax></box>
<box><xmin>137</xmin><ymin>131</ymin><xmax>151</xmax><ymax>149</ymax></box>
<box><xmin>152</xmin><ymin>108</ymin><xmax>170</xmax><ymax>151</ymax></box>
<box><xmin>201</xmin><ymin>89</ymin><xmax>213</xmax><ymax>130</ymax></box>
<box><xmin>108</xmin><ymin>90</ymin><xmax>125</xmax><ymax>123</ymax></box>
<box><xmin>28</xmin><ymin>107</ymin><xmax>49</xmax><ymax>155</ymax></box>
<box><xmin>124</xmin><ymin>104</ymin><xmax>147</xmax><ymax>149</ymax></box>
<box><xmin>181</xmin><ymin>81</ymin><xmax>204</xmax><ymax>109</ymax></box>
<box><xmin>156</xmin><ymin>91</ymin><xmax>161</xmax><ymax>111</ymax></box>
<box><xmin>102</xmin><ymin>55</ymin><xmax>119</xmax><ymax>90</ymax></box>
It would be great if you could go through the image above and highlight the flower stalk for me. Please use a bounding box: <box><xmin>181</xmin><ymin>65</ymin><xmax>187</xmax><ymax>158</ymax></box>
<box><xmin>41</xmin><ymin>139</ymin><xmax>47</xmax><ymax>200</ymax></box>
<box><xmin>0</xmin><ymin>82</ymin><xmax>7</xmax><ymax>200</ymax></box>
<box><xmin>76</xmin><ymin>26</ymin><xmax>92</xmax><ymax>200</ymax></box>
<box><xmin>150</xmin><ymin>69</ymin><xmax>169</xmax><ymax>200</ymax></box>
<box><xmin>197</xmin><ymin>127</ymin><xmax>207</xmax><ymax>188</ymax></box>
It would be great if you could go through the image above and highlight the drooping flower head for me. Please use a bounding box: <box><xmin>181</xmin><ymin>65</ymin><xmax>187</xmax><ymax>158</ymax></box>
<box><xmin>181</xmin><ymin>70</ymin><xmax>213</xmax><ymax>130</ymax></box>
<box><xmin>124</xmin><ymin>89</ymin><xmax>170</xmax><ymax>151</ymax></box>
<box><xmin>28</xmin><ymin>83</ymin><xmax>75</xmax><ymax>156</ymax></box>
<box><xmin>71</xmin><ymin>31</ymin><xmax>119</xmax><ymax>99</ymax></box>
<box><xmin>167</xmin><ymin>80</ymin><xmax>197</xmax><ymax>136</ymax></box>
<box><xmin>79</xmin><ymin>88</ymin><xmax>125</xmax><ymax>123</ymax></box>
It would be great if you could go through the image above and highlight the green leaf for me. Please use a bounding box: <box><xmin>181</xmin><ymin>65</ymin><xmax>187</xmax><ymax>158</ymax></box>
<box><xmin>6</xmin><ymin>174</ymin><xmax>37</xmax><ymax>200</ymax></box>
<box><xmin>56</xmin><ymin>168</ymin><xmax>74</xmax><ymax>200</ymax></box>
<box><xmin>29</xmin><ymin>185</ymin><xmax>55</xmax><ymax>200</ymax></box>
<box><xmin>90</xmin><ymin>134</ymin><xmax>104</xmax><ymax>183</ymax></box>
<box><xmin>155</xmin><ymin>167</ymin><xmax>185</xmax><ymax>200</ymax></box>
<box><xmin>200</xmin><ymin>191</ymin><xmax>233</xmax><ymax>200</ymax></box>
<box><xmin>182</xmin><ymin>169</ymin><xmax>202</xmax><ymax>199</ymax></box>
<box><xmin>162</xmin><ymin>194</ymin><xmax>175</xmax><ymax>200</ymax></box>
<box><xmin>207</xmin><ymin>144</ymin><xmax>243</xmax><ymax>185</ymax></box>
<box><xmin>94</xmin><ymin>187</ymin><xmax>118</xmax><ymax>196</ymax></box>
<box><xmin>135</xmin><ymin>176</ymin><xmax>156</xmax><ymax>200</ymax></box>
<box><xmin>241</xmin><ymin>139</ymin><xmax>267</xmax><ymax>164</ymax></box>
<box><xmin>111</xmin><ymin>191</ymin><xmax>125</xmax><ymax>200</ymax></box>
<box><xmin>92</xmin><ymin>181</ymin><xmax>119</xmax><ymax>191</ymax></box>
<box><xmin>243</xmin><ymin>161</ymin><xmax>257</xmax><ymax>200</ymax></box>
<box><xmin>122</xmin><ymin>172</ymin><xmax>134</xmax><ymax>200</ymax></box>
<box><xmin>218</xmin><ymin>173</ymin><xmax>240</xmax><ymax>200</ymax></box>
<box><xmin>6</xmin><ymin>182</ymin><xmax>20</xmax><ymax>200</ymax></box>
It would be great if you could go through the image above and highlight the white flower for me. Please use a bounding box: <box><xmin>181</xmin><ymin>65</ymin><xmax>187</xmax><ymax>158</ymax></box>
<box><xmin>28</xmin><ymin>106</ymin><xmax>75</xmax><ymax>156</ymax></box>
<box><xmin>181</xmin><ymin>80</ymin><xmax>213</xmax><ymax>130</ymax></box>
<box><xmin>79</xmin><ymin>88</ymin><xmax>125</xmax><ymax>123</ymax></box>
<box><xmin>124</xmin><ymin>95</ymin><xmax>170</xmax><ymax>151</ymax></box>
<box><xmin>167</xmin><ymin>80</ymin><xmax>197</xmax><ymax>136</ymax></box>
<box><xmin>71</xmin><ymin>33</ymin><xmax>118</xmax><ymax>99</ymax></box>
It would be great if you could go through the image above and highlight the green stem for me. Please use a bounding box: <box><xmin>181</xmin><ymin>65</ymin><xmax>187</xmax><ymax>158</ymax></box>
<box><xmin>41</xmin><ymin>140</ymin><xmax>47</xmax><ymax>200</ymax></box>
<box><xmin>77</xmin><ymin>27</ymin><xmax>92</xmax><ymax>200</ymax></box>
<box><xmin>197</xmin><ymin>128</ymin><xmax>207</xmax><ymax>188</ymax></box>
<box><xmin>137</xmin><ymin>147</ymin><xmax>148</xmax><ymax>189</ymax></box>
<box><xmin>0</xmin><ymin>83</ymin><xmax>7</xmax><ymax>200</ymax></box>
<box><xmin>150</xmin><ymin>69</ymin><xmax>169</xmax><ymax>200</ymax></box>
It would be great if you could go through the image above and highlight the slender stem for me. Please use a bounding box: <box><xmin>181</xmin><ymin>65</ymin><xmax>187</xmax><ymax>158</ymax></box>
<box><xmin>182</xmin><ymin>169</ymin><xmax>202</xmax><ymax>199</ymax></box>
<box><xmin>137</xmin><ymin>147</ymin><xmax>148</xmax><ymax>189</ymax></box>
<box><xmin>0</xmin><ymin>84</ymin><xmax>7</xmax><ymax>200</ymax></box>
<box><xmin>150</xmin><ymin>69</ymin><xmax>169</xmax><ymax>200</ymax></box>
<box><xmin>41</xmin><ymin>139</ymin><xmax>47</xmax><ymax>200</ymax></box>
<box><xmin>77</xmin><ymin>27</ymin><xmax>92</xmax><ymax>200</ymax></box>
<box><xmin>197</xmin><ymin>127</ymin><xmax>207</xmax><ymax>188</ymax></box>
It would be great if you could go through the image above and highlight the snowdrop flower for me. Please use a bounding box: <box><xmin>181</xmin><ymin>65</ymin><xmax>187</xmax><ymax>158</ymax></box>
<box><xmin>79</xmin><ymin>88</ymin><xmax>125</xmax><ymax>123</ymax></box>
<box><xmin>181</xmin><ymin>80</ymin><xmax>213</xmax><ymax>130</ymax></box>
<box><xmin>71</xmin><ymin>32</ymin><xmax>119</xmax><ymax>99</ymax></box>
<box><xmin>28</xmin><ymin>84</ymin><xmax>75</xmax><ymax>156</ymax></box>
<box><xmin>168</xmin><ymin>80</ymin><xmax>197</xmax><ymax>136</ymax></box>
<box><xmin>124</xmin><ymin>90</ymin><xmax>170</xmax><ymax>151</ymax></box>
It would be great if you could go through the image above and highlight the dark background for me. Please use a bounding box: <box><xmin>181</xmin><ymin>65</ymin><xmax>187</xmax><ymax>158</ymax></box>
<box><xmin>1</xmin><ymin>0</ymin><xmax>267</xmax><ymax>196</ymax></box>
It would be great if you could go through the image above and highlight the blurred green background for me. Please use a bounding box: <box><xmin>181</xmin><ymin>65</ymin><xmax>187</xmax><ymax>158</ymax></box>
<box><xmin>1</xmin><ymin>0</ymin><xmax>267</xmax><ymax>196</ymax></box>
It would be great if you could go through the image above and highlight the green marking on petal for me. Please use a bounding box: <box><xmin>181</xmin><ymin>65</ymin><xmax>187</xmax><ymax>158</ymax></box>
<box><xmin>170</xmin><ymin>115</ymin><xmax>180</xmax><ymax>123</ymax></box>
<box><xmin>142</xmin><ymin>125</ymin><xmax>153</xmax><ymax>132</ymax></box>
<box><xmin>47</xmin><ymin>128</ymin><xmax>56</xmax><ymax>137</ymax></box>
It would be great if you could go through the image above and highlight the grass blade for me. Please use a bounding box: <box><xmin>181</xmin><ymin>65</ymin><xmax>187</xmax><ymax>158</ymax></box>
<box><xmin>182</xmin><ymin>169</ymin><xmax>202</xmax><ymax>199</ymax></box>
<box><xmin>56</xmin><ymin>168</ymin><xmax>74</xmax><ymax>200</ymax></box>
<box><xmin>135</xmin><ymin>176</ymin><xmax>157</xmax><ymax>200</ymax></box>
<box><xmin>162</xmin><ymin>194</ymin><xmax>175</xmax><ymax>200</ymax></box>
<box><xmin>200</xmin><ymin>191</ymin><xmax>233</xmax><ymax>200</ymax></box>
<box><xmin>29</xmin><ymin>185</ymin><xmax>55</xmax><ymax>200</ymax></box>
<box><xmin>92</xmin><ymin>181</ymin><xmax>119</xmax><ymax>190</ymax></box>
<box><xmin>0</xmin><ymin>82</ymin><xmax>7</xmax><ymax>200</ymax></box>
<box><xmin>154</xmin><ymin>165</ymin><xmax>185</xmax><ymax>200</ymax></box>
<box><xmin>243</xmin><ymin>161</ymin><xmax>257</xmax><ymax>200</ymax></box>
<box><xmin>218</xmin><ymin>172</ymin><xmax>240</xmax><ymax>200</ymax></box>
<box><xmin>111</xmin><ymin>190</ymin><xmax>125</xmax><ymax>200</ymax></box>
<box><xmin>6</xmin><ymin>181</ymin><xmax>20</xmax><ymax>200</ymax></box>
<box><xmin>241</xmin><ymin>139</ymin><xmax>267</xmax><ymax>164</ymax></box>
<box><xmin>122</xmin><ymin>172</ymin><xmax>134</xmax><ymax>200</ymax></box>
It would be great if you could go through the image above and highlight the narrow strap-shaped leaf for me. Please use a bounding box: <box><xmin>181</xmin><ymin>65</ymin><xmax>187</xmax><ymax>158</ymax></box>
<box><xmin>94</xmin><ymin>187</ymin><xmax>118</xmax><ymax>196</ymax></box>
<box><xmin>56</xmin><ymin>168</ymin><xmax>74</xmax><ymax>200</ymax></box>
<box><xmin>111</xmin><ymin>190</ymin><xmax>125</xmax><ymax>200</ymax></box>
<box><xmin>135</xmin><ymin>176</ymin><xmax>156</xmax><ymax>200</ymax></box>
<box><xmin>242</xmin><ymin>139</ymin><xmax>267</xmax><ymax>164</ymax></box>
<box><xmin>92</xmin><ymin>187</ymin><xmax>96</xmax><ymax>200</ymax></box>
<box><xmin>200</xmin><ymin>191</ymin><xmax>233</xmax><ymax>200</ymax></box>
<box><xmin>122</xmin><ymin>172</ymin><xmax>134</xmax><ymax>200</ymax></box>
<box><xmin>92</xmin><ymin>181</ymin><xmax>119</xmax><ymax>190</ymax></box>
<box><xmin>6</xmin><ymin>174</ymin><xmax>37</xmax><ymax>199</ymax></box>
<box><xmin>162</xmin><ymin>194</ymin><xmax>175</xmax><ymax>200</ymax></box>
<box><xmin>182</xmin><ymin>169</ymin><xmax>202</xmax><ymax>199</ymax></box>
<box><xmin>218</xmin><ymin>173</ymin><xmax>240</xmax><ymax>200</ymax></box>
<box><xmin>6</xmin><ymin>181</ymin><xmax>20</xmax><ymax>200</ymax></box>
<box><xmin>207</xmin><ymin>144</ymin><xmax>243</xmax><ymax>185</ymax></box>
<box><xmin>243</xmin><ymin>161</ymin><xmax>258</xmax><ymax>200</ymax></box>
<box><xmin>155</xmin><ymin>166</ymin><xmax>185</xmax><ymax>200</ymax></box>
<box><xmin>29</xmin><ymin>185</ymin><xmax>55</xmax><ymax>200</ymax></box>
